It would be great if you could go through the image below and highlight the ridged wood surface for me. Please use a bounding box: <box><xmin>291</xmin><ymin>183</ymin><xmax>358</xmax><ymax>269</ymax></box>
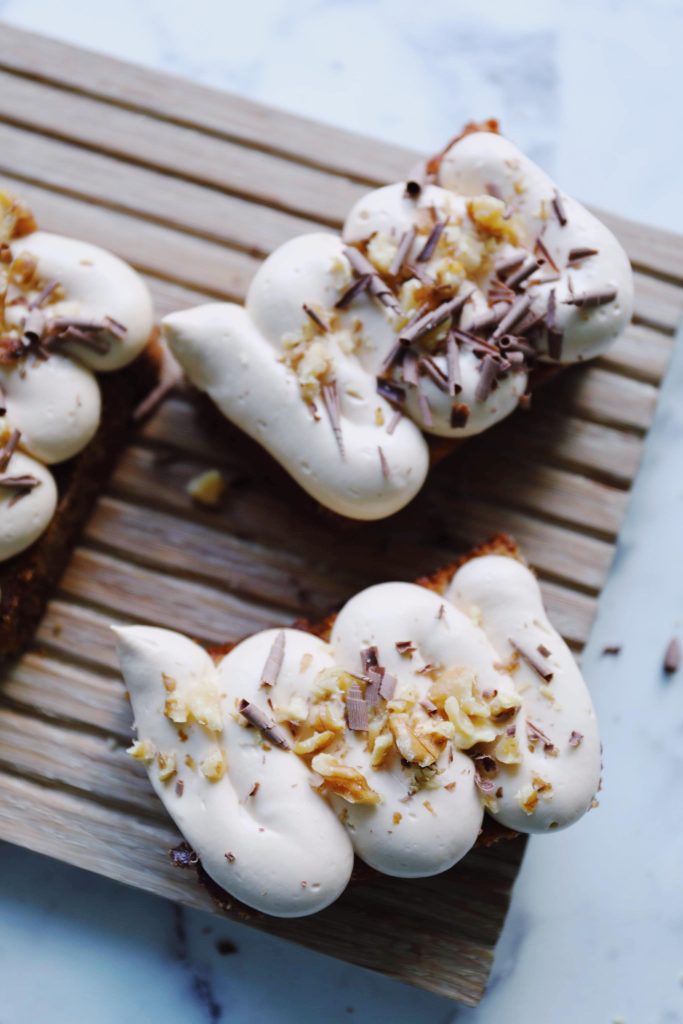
<box><xmin>0</xmin><ymin>22</ymin><xmax>681</xmax><ymax>1006</ymax></box>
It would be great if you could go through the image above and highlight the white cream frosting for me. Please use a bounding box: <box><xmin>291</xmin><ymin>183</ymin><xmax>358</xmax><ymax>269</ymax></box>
<box><xmin>163</xmin><ymin>128</ymin><xmax>632</xmax><ymax>520</ymax></box>
<box><xmin>164</xmin><ymin>235</ymin><xmax>430</xmax><ymax>521</ymax></box>
<box><xmin>0</xmin><ymin>449</ymin><xmax>58</xmax><ymax>560</ymax></box>
<box><xmin>436</xmin><ymin>131</ymin><xmax>634</xmax><ymax>363</ymax></box>
<box><xmin>115</xmin><ymin>553</ymin><xmax>601</xmax><ymax>918</ymax></box>
<box><xmin>0</xmin><ymin>220</ymin><xmax>155</xmax><ymax>562</ymax></box>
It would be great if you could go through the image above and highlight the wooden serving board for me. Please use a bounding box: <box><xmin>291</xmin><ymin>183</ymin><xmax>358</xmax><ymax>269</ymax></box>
<box><xmin>0</xmin><ymin>23</ymin><xmax>682</xmax><ymax>1007</ymax></box>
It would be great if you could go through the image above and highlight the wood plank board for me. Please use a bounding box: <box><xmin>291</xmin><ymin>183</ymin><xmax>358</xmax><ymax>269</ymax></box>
<box><xmin>0</xmin><ymin>22</ymin><xmax>682</xmax><ymax>1006</ymax></box>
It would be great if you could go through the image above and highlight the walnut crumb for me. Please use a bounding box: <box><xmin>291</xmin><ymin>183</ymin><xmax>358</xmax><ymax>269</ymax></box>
<box><xmin>186</xmin><ymin>469</ymin><xmax>227</xmax><ymax>507</ymax></box>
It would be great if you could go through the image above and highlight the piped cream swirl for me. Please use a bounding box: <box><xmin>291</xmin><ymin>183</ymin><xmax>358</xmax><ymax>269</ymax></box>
<box><xmin>115</xmin><ymin>553</ymin><xmax>601</xmax><ymax>918</ymax></box>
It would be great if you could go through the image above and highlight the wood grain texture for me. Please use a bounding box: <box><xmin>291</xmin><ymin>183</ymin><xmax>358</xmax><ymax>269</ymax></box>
<box><xmin>0</xmin><ymin>23</ymin><xmax>681</xmax><ymax>1006</ymax></box>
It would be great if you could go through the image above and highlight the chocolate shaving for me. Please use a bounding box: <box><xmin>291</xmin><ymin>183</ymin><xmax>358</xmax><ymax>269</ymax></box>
<box><xmin>0</xmin><ymin>473</ymin><xmax>41</xmax><ymax>506</ymax></box>
<box><xmin>321</xmin><ymin>381</ymin><xmax>344</xmax><ymax>458</ymax></box>
<box><xmin>420</xmin><ymin>698</ymin><xmax>438</xmax><ymax>714</ymax></box>
<box><xmin>103</xmin><ymin>316</ymin><xmax>127</xmax><ymax>338</ymax></box>
<box><xmin>567</xmin><ymin>246</ymin><xmax>598</xmax><ymax>266</ymax></box>
<box><xmin>601</xmin><ymin>644</ymin><xmax>622</xmax><ymax>656</ymax></box>
<box><xmin>446</xmin><ymin>332</ymin><xmax>461</xmax><ymax>396</ymax></box>
<box><xmin>568</xmin><ymin>730</ymin><xmax>584</xmax><ymax>748</ymax></box>
<box><xmin>376</xmin><ymin>378</ymin><xmax>406</xmax><ymax>408</ymax></box>
<box><xmin>395</xmin><ymin>641</ymin><xmax>416</xmax><ymax>656</ymax></box>
<box><xmin>492</xmin><ymin>294</ymin><xmax>532</xmax><ymax>339</ymax></box>
<box><xmin>390</xmin><ymin>226</ymin><xmax>416</xmax><ymax>277</ymax></box>
<box><xmin>22</xmin><ymin>308</ymin><xmax>45</xmax><ymax>344</ymax></box>
<box><xmin>510</xmin><ymin>637</ymin><xmax>554</xmax><ymax>682</ymax></box>
<box><xmin>416</xmin><ymin>379</ymin><xmax>433</xmax><ymax>427</ymax></box>
<box><xmin>344</xmin><ymin>247</ymin><xmax>400</xmax><ymax>313</ymax></box>
<box><xmin>225</xmin><ymin>852</ymin><xmax>236</xmax><ymax>863</ymax></box>
<box><xmin>302</xmin><ymin>303</ymin><xmax>329</xmax><ymax>333</ymax></box>
<box><xmin>450</xmin><ymin>402</ymin><xmax>470</xmax><ymax>428</ymax></box>
<box><xmin>537</xmin><ymin>643</ymin><xmax>551</xmax><ymax>658</ymax></box>
<box><xmin>386</xmin><ymin>409</ymin><xmax>402</xmax><ymax>435</ymax></box>
<box><xmin>401</xmin><ymin>348</ymin><xmax>420</xmax><ymax>386</ymax></box>
<box><xmin>379</xmin><ymin>672</ymin><xmax>397</xmax><ymax>700</ymax></box>
<box><xmin>346</xmin><ymin>684</ymin><xmax>369</xmax><ymax>731</ymax></box>
<box><xmin>49</xmin><ymin>326</ymin><xmax>111</xmax><ymax>354</ymax></box>
<box><xmin>379</xmin><ymin>339</ymin><xmax>404</xmax><ymax>375</ymax></box>
<box><xmin>419</xmin><ymin>355</ymin><xmax>449</xmax><ymax>392</ymax></box>
<box><xmin>175</xmin><ymin>779</ymin><xmax>184</xmax><ymax>797</ymax></box>
<box><xmin>564</xmin><ymin>287</ymin><xmax>617</xmax><ymax>308</ymax></box>
<box><xmin>260</xmin><ymin>630</ymin><xmax>285</xmax><ymax>688</ymax></box>
<box><xmin>468</xmin><ymin>302</ymin><xmax>509</xmax><ymax>334</ymax></box>
<box><xmin>404</xmin><ymin>180</ymin><xmax>422</xmax><ymax>199</ymax></box>
<box><xmin>475</xmin><ymin>354</ymin><xmax>499</xmax><ymax>403</ymax></box>
<box><xmin>238</xmin><ymin>699</ymin><xmax>291</xmax><ymax>749</ymax></box>
<box><xmin>495</xmin><ymin>252</ymin><xmax>526</xmax><ymax>278</ymax></box>
<box><xmin>534</xmin><ymin>235</ymin><xmax>560</xmax><ymax>273</ymax></box>
<box><xmin>505</xmin><ymin>257</ymin><xmax>539</xmax><ymax>291</ymax></box>
<box><xmin>416</xmin><ymin>220</ymin><xmax>444</xmax><ymax>263</ymax></box>
<box><xmin>249</xmin><ymin>782</ymin><xmax>260</xmax><ymax>797</ymax></box>
<box><xmin>335</xmin><ymin>273</ymin><xmax>372</xmax><ymax>310</ymax></box>
<box><xmin>526</xmin><ymin>719</ymin><xmax>556</xmax><ymax>753</ymax></box>
<box><xmin>378</xmin><ymin>445</ymin><xmax>390</xmax><ymax>479</ymax></box>
<box><xmin>365</xmin><ymin>670</ymin><xmax>382</xmax><ymax>706</ymax></box>
<box><xmin>551</xmin><ymin>189</ymin><xmax>568</xmax><ymax>227</ymax></box>
<box><xmin>399</xmin><ymin>290</ymin><xmax>472</xmax><ymax>346</ymax></box>
<box><xmin>29</xmin><ymin>279</ymin><xmax>59</xmax><ymax>310</ymax></box>
<box><xmin>360</xmin><ymin>646</ymin><xmax>379</xmax><ymax>673</ymax></box>
<box><xmin>546</xmin><ymin>289</ymin><xmax>564</xmax><ymax>361</ymax></box>
<box><xmin>0</xmin><ymin>428</ymin><xmax>20</xmax><ymax>473</ymax></box>
<box><xmin>663</xmin><ymin>637</ymin><xmax>680</xmax><ymax>675</ymax></box>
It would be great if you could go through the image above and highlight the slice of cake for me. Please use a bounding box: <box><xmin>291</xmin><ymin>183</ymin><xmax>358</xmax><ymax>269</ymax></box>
<box><xmin>162</xmin><ymin>122</ymin><xmax>633</xmax><ymax>521</ymax></box>
<box><xmin>0</xmin><ymin>191</ymin><xmax>160</xmax><ymax>657</ymax></box>
<box><xmin>115</xmin><ymin>537</ymin><xmax>601</xmax><ymax>919</ymax></box>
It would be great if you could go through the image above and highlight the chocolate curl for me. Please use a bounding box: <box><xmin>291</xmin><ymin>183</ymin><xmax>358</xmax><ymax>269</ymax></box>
<box><xmin>526</xmin><ymin>719</ymin><xmax>557</xmax><ymax>754</ymax></box>
<box><xmin>389</xmin><ymin>226</ymin><xmax>416</xmax><ymax>277</ymax></box>
<box><xmin>416</xmin><ymin>220</ymin><xmax>444</xmax><ymax>263</ymax></box>
<box><xmin>567</xmin><ymin>247</ymin><xmax>598</xmax><ymax>266</ymax></box>
<box><xmin>546</xmin><ymin>289</ymin><xmax>564</xmax><ymax>361</ymax></box>
<box><xmin>510</xmin><ymin>637</ymin><xmax>554</xmax><ymax>682</ymax></box>
<box><xmin>474</xmin><ymin>355</ymin><xmax>499</xmax><ymax>403</ymax></box>
<box><xmin>416</xmin><ymin>379</ymin><xmax>433</xmax><ymax>428</ymax></box>
<box><xmin>238</xmin><ymin>699</ymin><xmax>291</xmax><ymax>749</ymax></box>
<box><xmin>505</xmin><ymin>257</ymin><xmax>540</xmax><ymax>291</ymax></box>
<box><xmin>564</xmin><ymin>287</ymin><xmax>617</xmax><ymax>308</ymax></box>
<box><xmin>321</xmin><ymin>381</ymin><xmax>344</xmax><ymax>458</ymax></box>
<box><xmin>343</xmin><ymin>247</ymin><xmax>400</xmax><ymax>313</ymax></box>
<box><xmin>0</xmin><ymin>428</ymin><xmax>20</xmax><ymax>472</ymax></box>
<box><xmin>492</xmin><ymin>294</ymin><xmax>532</xmax><ymax>339</ymax></box>
<box><xmin>445</xmin><ymin>332</ymin><xmax>462</xmax><ymax>397</ymax></box>
<box><xmin>419</xmin><ymin>356</ymin><xmax>449</xmax><ymax>393</ymax></box>
<box><xmin>495</xmin><ymin>251</ymin><xmax>527</xmax><ymax>278</ymax></box>
<box><xmin>376</xmin><ymin>378</ymin><xmax>406</xmax><ymax>409</ymax></box>
<box><xmin>663</xmin><ymin>637</ymin><xmax>680</xmax><ymax>675</ymax></box>
<box><xmin>303</xmin><ymin>303</ymin><xmax>329</xmax><ymax>333</ymax></box>
<box><xmin>379</xmin><ymin>672</ymin><xmax>397</xmax><ymax>700</ymax></box>
<box><xmin>468</xmin><ymin>302</ymin><xmax>509</xmax><ymax>334</ymax></box>
<box><xmin>534</xmin><ymin>236</ymin><xmax>560</xmax><ymax>273</ymax></box>
<box><xmin>29</xmin><ymin>279</ymin><xmax>59</xmax><ymax>310</ymax></box>
<box><xmin>346</xmin><ymin>684</ymin><xmax>369</xmax><ymax>731</ymax></box>
<box><xmin>260</xmin><ymin>631</ymin><xmax>286</xmax><ymax>688</ymax></box>
<box><xmin>360</xmin><ymin>646</ymin><xmax>379</xmax><ymax>673</ymax></box>
<box><xmin>552</xmin><ymin>189</ymin><xmax>568</xmax><ymax>226</ymax></box>
<box><xmin>22</xmin><ymin>308</ymin><xmax>45</xmax><ymax>344</ymax></box>
<box><xmin>399</xmin><ymin>290</ymin><xmax>473</xmax><ymax>346</ymax></box>
<box><xmin>335</xmin><ymin>274</ymin><xmax>372</xmax><ymax>310</ymax></box>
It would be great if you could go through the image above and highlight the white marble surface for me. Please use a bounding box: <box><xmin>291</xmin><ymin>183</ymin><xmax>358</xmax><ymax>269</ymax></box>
<box><xmin>0</xmin><ymin>1</ymin><xmax>682</xmax><ymax>1021</ymax></box>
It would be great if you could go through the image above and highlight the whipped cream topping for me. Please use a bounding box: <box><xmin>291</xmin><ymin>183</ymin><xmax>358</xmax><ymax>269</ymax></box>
<box><xmin>115</xmin><ymin>553</ymin><xmax>601</xmax><ymax>919</ymax></box>
<box><xmin>0</xmin><ymin>194</ymin><xmax>155</xmax><ymax>562</ymax></box>
<box><xmin>163</xmin><ymin>128</ymin><xmax>633</xmax><ymax>520</ymax></box>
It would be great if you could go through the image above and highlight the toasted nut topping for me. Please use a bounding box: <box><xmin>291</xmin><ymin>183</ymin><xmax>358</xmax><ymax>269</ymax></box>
<box><xmin>293</xmin><ymin>730</ymin><xmax>335</xmax><ymax>756</ymax></box>
<box><xmin>157</xmin><ymin>751</ymin><xmax>177</xmax><ymax>782</ymax></box>
<box><xmin>311</xmin><ymin>753</ymin><xmax>381</xmax><ymax>805</ymax></box>
<box><xmin>186</xmin><ymin>469</ymin><xmax>227</xmax><ymax>507</ymax></box>
<box><xmin>200</xmin><ymin>749</ymin><xmax>226</xmax><ymax>782</ymax></box>
<box><xmin>127</xmin><ymin>738</ymin><xmax>155</xmax><ymax>764</ymax></box>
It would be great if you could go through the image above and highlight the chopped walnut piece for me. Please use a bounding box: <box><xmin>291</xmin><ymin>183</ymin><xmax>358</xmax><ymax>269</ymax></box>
<box><xmin>393</xmin><ymin>811</ymin><xmax>402</xmax><ymax>825</ymax></box>
<box><xmin>467</xmin><ymin>195</ymin><xmax>520</xmax><ymax>243</ymax></box>
<box><xmin>370</xmin><ymin>731</ymin><xmax>394</xmax><ymax>768</ymax></box>
<box><xmin>186</xmin><ymin>469</ymin><xmax>226</xmax><ymax>507</ymax></box>
<box><xmin>389</xmin><ymin>712</ymin><xmax>439</xmax><ymax>767</ymax></box>
<box><xmin>162</xmin><ymin>672</ymin><xmax>177</xmax><ymax>693</ymax></box>
<box><xmin>516</xmin><ymin>783</ymin><xmax>539</xmax><ymax>815</ymax></box>
<box><xmin>200</xmin><ymin>750</ymin><xmax>226</xmax><ymax>782</ymax></box>
<box><xmin>311</xmin><ymin>753</ymin><xmax>380</xmax><ymax>805</ymax></box>
<box><xmin>157</xmin><ymin>751</ymin><xmax>177</xmax><ymax>782</ymax></box>
<box><xmin>127</xmin><ymin>738</ymin><xmax>155</xmax><ymax>764</ymax></box>
<box><xmin>293</xmin><ymin>730</ymin><xmax>335</xmax><ymax>756</ymax></box>
<box><xmin>494</xmin><ymin>733</ymin><xmax>523</xmax><ymax>765</ymax></box>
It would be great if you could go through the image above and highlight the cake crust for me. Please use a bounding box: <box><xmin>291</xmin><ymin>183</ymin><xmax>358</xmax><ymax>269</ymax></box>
<box><xmin>0</xmin><ymin>334</ymin><xmax>162</xmax><ymax>659</ymax></box>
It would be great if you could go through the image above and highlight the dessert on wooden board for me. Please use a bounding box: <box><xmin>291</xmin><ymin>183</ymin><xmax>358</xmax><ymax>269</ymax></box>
<box><xmin>115</xmin><ymin>537</ymin><xmax>601</xmax><ymax>919</ymax></box>
<box><xmin>163</xmin><ymin>122</ymin><xmax>633</xmax><ymax>521</ymax></box>
<box><xmin>0</xmin><ymin>191</ymin><xmax>159</xmax><ymax>657</ymax></box>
